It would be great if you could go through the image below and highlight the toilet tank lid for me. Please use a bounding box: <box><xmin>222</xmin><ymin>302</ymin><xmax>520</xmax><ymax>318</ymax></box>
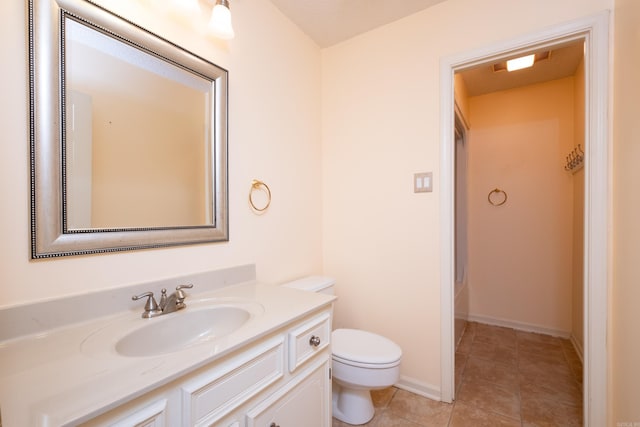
<box><xmin>281</xmin><ymin>276</ymin><xmax>335</xmax><ymax>292</ymax></box>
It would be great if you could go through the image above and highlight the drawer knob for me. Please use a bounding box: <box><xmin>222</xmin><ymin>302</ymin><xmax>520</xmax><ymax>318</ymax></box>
<box><xmin>309</xmin><ymin>335</ymin><xmax>321</xmax><ymax>347</ymax></box>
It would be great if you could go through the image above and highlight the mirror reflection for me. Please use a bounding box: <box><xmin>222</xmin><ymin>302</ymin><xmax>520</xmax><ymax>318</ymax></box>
<box><xmin>65</xmin><ymin>18</ymin><xmax>213</xmax><ymax>229</ymax></box>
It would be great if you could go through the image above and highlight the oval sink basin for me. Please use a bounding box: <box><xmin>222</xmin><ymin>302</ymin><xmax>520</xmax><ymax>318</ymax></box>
<box><xmin>115</xmin><ymin>306</ymin><xmax>251</xmax><ymax>357</ymax></box>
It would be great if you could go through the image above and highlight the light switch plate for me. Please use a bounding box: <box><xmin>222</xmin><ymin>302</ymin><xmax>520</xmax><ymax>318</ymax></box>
<box><xmin>414</xmin><ymin>172</ymin><xmax>433</xmax><ymax>193</ymax></box>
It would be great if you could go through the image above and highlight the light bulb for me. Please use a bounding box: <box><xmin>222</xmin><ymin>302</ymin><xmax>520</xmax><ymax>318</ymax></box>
<box><xmin>209</xmin><ymin>0</ymin><xmax>234</xmax><ymax>40</ymax></box>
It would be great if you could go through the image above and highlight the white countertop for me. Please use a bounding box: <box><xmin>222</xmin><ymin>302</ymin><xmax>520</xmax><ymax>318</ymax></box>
<box><xmin>0</xmin><ymin>281</ymin><xmax>334</xmax><ymax>426</ymax></box>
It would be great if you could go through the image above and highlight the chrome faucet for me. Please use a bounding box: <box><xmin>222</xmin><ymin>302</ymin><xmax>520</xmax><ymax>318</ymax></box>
<box><xmin>132</xmin><ymin>284</ymin><xmax>194</xmax><ymax>318</ymax></box>
<box><xmin>160</xmin><ymin>284</ymin><xmax>193</xmax><ymax>314</ymax></box>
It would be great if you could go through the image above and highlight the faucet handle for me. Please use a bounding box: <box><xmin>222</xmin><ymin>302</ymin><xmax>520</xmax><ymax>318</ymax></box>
<box><xmin>132</xmin><ymin>291</ymin><xmax>162</xmax><ymax>318</ymax></box>
<box><xmin>175</xmin><ymin>283</ymin><xmax>193</xmax><ymax>299</ymax></box>
<box><xmin>174</xmin><ymin>284</ymin><xmax>193</xmax><ymax>309</ymax></box>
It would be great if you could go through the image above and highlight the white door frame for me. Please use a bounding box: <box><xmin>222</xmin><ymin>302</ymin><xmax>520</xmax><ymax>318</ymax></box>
<box><xmin>439</xmin><ymin>12</ymin><xmax>610</xmax><ymax>426</ymax></box>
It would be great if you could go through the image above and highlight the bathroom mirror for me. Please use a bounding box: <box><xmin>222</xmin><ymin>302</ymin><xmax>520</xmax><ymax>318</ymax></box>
<box><xmin>29</xmin><ymin>0</ymin><xmax>228</xmax><ymax>258</ymax></box>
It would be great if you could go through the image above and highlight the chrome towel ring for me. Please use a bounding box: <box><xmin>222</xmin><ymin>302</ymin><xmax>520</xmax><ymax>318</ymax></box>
<box><xmin>249</xmin><ymin>179</ymin><xmax>271</xmax><ymax>212</ymax></box>
<box><xmin>488</xmin><ymin>188</ymin><xmax>507</xmax><ymax>206</ymax></box>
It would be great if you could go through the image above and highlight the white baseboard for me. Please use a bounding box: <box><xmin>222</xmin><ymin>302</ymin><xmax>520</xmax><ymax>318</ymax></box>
<box><xmin>395</xmin><ymin>376</ymin><xmax>441</xmax><ymax>402</ymax></box>
<box><xmin>570</xmin><ymin>333</ymin><xmax>584</xmax><ymax>363</ymax></box>
<box><xmin>467</xmin><ymin>314</ymin><xmax>571</xmax><ymax>338</ymax></box>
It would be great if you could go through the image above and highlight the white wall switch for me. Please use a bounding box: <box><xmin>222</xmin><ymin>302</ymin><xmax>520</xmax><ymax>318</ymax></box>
<box><xmin>414</xmin><ymin>172</ymin><xmax>433</xmax><ymax>193</ymax></box>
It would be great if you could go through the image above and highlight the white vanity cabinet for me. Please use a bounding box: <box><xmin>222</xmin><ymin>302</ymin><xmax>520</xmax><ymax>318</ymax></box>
<box><xmin>80</xmin><ymin>308</ymin><xmax>332</xmax><ymax>427</ymax></box>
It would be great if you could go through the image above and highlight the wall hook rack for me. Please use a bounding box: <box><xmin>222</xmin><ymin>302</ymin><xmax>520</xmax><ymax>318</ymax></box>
<box><xmin>564</xmin><ymin>144</ymin><xmax>585</xmax><ymax>173</ymax></box>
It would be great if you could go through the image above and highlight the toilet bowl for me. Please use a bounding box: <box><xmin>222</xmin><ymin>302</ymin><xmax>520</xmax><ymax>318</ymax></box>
<box><xmin>331</xmin><ymin>328</ymin><xmax>402</xmax><ymax>424</ymax></box>
<box><xmin>281</xmin><ymin>276</ymin><xmax>402</xmax><ymax>425</ymax></box>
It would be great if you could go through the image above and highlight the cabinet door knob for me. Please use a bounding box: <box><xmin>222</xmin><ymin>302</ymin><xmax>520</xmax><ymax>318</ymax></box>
<box><xmin>309</xmin><ymin>335</ymin><xmax>321</xmax><ymax>347</ymax></box>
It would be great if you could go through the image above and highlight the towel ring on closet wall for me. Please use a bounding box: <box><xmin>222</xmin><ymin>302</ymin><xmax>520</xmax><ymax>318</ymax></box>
<box><xmin>249</xmin><ymin>179</ymin><xmax>271</xmax><ymax>212</ymax></box>
<box><xmin>487</xmin><ymin>188</ymin><xmax>508</xmax><ymax>206</ymax></box>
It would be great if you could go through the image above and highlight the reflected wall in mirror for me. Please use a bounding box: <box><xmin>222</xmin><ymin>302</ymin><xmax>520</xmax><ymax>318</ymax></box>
<box><xmin>65</xmin><ymin>19</ymin><xmax>212</xmax><ymax>229</ymax></box>
<box><xmin>29</xmin><ymin>0</ymin><xmax>228</xmax><ymax>258</ymax></box>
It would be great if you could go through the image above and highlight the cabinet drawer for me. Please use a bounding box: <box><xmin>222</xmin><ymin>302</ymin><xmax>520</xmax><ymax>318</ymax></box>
<box><xmin>109</xmin><ymin>399</ymin><xmax>168</xmax><ymax>427</ymax></box>
<box><xmin>181</xmin><ymin>337</ymin><xmax>284</xmax><ymax>426</ymax></box>
<box><xmin>81</xmin><ymin>397</ymin><xmax>169</xmax><ymax>427</ymax></box>
<box><xmin>288</xmin><ymin>313</ymin><xmax>330</xmax><ymax>372</ymax></box>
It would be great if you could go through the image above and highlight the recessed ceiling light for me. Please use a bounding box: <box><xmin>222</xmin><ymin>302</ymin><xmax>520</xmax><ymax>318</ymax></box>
<box><xmin>506</xmin><ymin>54</ymin><xmax>535</xmax><ymax>72</ymax></box>
<box><xmin>492</xmin><ymin>51</ymin><xmax>551</xmax><ymax>73</ymax></box>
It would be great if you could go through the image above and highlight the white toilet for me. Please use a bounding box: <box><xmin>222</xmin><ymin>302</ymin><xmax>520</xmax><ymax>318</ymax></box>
<box><xmin>282</xmin><ymin>276</ymin><xmax>402</xmax><ymax>425</ymax></box>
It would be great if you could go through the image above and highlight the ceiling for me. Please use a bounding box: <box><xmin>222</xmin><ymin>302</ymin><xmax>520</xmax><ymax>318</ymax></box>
<box><xmin>459</xmin><ymin>41</ymin><xmax>585</xmax><ymax>96</ymax></box>
<box><xmin>266</xmin><ymin>1</ymin><xmax>584</xmax><ymax>95</ymax></box>
<box><xmin>267</xmin><ymin>0</ymin><xmax>447</xmax><ymax>48</ymax></box>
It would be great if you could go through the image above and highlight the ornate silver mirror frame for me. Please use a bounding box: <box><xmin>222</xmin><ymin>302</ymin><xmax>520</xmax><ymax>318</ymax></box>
<box><xmin>29</xmin><ymin>0</ymin><xmax>229</xmax><ymax>258</ymax></box>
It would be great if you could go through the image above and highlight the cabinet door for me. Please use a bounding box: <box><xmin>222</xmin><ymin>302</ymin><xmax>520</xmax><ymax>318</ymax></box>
<box><xmin>246</xmin><ymin>359</ymin><xmax>330</xmax><ymax>427</ymax></box>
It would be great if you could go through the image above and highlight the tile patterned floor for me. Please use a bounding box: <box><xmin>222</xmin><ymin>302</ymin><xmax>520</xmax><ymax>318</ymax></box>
<box><xmin>332</xmin><ymin>322</ymin><xmax>583</xmax><ymax>427</ymax></box>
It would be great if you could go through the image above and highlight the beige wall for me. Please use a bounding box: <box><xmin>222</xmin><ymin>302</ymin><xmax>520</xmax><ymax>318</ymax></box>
<box><xmin>0</xmin><ymin>0</ymin><xmax>322</xmax><ymax>305</ymax></box>
<box><xmin>612</xmin><ymin>0</ymin><xmax>640</xmax><ymax>423</ymax></box>
<box><xmin>466</xmin><ymin>78</ymin><xmax>575</xmax><ymax>334</ymax></box>
<box><xmin>322</xmin><ymin>0</ymin><xmax>611</xmax><ymax>393</ymax></box>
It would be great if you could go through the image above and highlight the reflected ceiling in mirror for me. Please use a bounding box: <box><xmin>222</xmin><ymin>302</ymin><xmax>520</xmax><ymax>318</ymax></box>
<box><xmin>29</xmin><ymin>0</ymin><xmax>229</xmax><ymax>258</ymax></box>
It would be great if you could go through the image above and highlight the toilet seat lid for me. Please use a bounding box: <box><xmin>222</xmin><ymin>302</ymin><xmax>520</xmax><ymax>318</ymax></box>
<box><xmin>331</xmin><ymin>328</ymin><xmax>402</xmax><ymax>365</ymax></box>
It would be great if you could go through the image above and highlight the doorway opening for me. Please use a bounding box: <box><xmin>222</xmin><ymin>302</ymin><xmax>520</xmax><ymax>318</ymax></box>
<box><xmin>439</xmin><ymin>13</ymin><xmax>610</xmax><ymax>427</ymax></box>
<box><xmin>452</xmin><ymin>38</ymin><xmax>586</xmax><ymax>426</ymax></box>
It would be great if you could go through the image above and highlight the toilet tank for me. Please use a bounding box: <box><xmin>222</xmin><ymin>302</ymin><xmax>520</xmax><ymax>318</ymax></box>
<box><xmin>281</xmin><ymin>276</ymin><xmax>335</xmax><ymax>295</ymax></box>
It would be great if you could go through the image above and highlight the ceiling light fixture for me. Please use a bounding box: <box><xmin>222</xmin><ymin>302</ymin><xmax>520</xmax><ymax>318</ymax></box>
<box><xmin>209</xmin><ymin>0</ymin><xmax>235</xmax><ymax>40</ymax></box>
<box><xmin>506</xmin><ymin>54</ymin><xmax>535</xmax><ymax>72</ymax></box>
<box><xmin>492</xmin><ymin>51</ymin><xmax>551</xmax><ymax>73</ymax></box>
